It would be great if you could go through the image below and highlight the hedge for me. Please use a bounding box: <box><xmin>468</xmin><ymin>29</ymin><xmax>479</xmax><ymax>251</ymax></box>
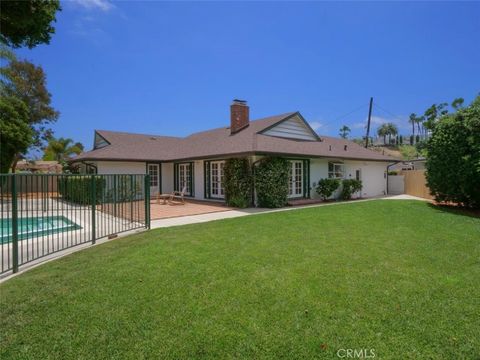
<box><xmin>254</xmin><ymin>157</ymin><xmax>290</xmax><ymax>208</ymax></box>
<box><xmin>57</xmin><ymin>176</ymin><xmax>105</xmax><ymax>205</ymax></box>
<box><xmin>224</xmin><ymin>158</ymin><xmax>252</xmax><ymax>208</ymax></box>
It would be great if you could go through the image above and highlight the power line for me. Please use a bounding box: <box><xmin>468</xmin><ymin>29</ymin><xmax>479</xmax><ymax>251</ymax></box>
<box><xmin>318</xmin><ymin>102</ymin><xmax>370</xmax><ymax>129</ymax></box>
<box><xmin>373</xmin><ymin>102</ymin><xmax>406</xmax><ymax>123</ymax></box>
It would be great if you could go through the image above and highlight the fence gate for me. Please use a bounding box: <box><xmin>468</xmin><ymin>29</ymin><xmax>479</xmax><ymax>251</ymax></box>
<box><xmin>399</xmin><ymin>170</ymin><xmax>434</xmax><ymax>200</ymax></box>
<box><xmin>0</xmin><ymin>174</ymin><xmax>150</xmax><ymax>274</ymax></box>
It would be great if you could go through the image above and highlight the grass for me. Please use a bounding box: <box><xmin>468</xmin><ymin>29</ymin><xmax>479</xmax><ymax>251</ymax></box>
<box><xmin>1</xmin><ymin>200</ymin><xmax>479</xmax><ymax>359</ymax></box>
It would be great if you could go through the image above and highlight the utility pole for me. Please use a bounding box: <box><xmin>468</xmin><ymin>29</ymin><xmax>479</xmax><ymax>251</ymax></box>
<box><xmin>365</xmin><ymin>97</ymin><xmax>373</xmax><ymax>148</ymax></box>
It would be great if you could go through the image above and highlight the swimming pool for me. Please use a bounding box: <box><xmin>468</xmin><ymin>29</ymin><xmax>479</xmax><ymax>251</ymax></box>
<box><xmin>0</xmin><ymin>216</ymin><xmax>82</xmax><ymax>244</ymax></box>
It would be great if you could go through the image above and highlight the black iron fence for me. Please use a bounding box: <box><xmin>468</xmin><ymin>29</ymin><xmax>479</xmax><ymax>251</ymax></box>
<box><xmin>0</xmin><ymin>174</ymin><xmax>150</xmax><ymax>274</ymax></box>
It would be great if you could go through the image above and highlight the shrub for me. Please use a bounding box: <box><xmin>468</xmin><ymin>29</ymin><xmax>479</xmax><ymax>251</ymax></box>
<box><xmin>223</xmin><ymin>158</ymin><xmax>252</xmax><ymax>208</ymax></box>
<box><xmin>340</xmin><ymin>179</ymin><xmax>363</xmax><ymax>200</ymax></box>
<box><xmin>316</xmin><ymin>178</ymin><xmax>340</xmax><ymax>200</ymax></box>
<box><xmin>426</xmin><ymin>96</ymin><xmax>480</xmax><ymax>208</ymax></box>
<box><xmin>388</xmin><ymin>171</ymin><xmax>398</xmax><ymax>176</ymax></box>
<box><xmin>57</xmin><ymin>176</ymin><xmax>105</xmax><ymax>205</ymax></box>
<box><xmin>254</xmin><ymin>157</ymin><xmax>290</xmax><ymax>208</ymax></box>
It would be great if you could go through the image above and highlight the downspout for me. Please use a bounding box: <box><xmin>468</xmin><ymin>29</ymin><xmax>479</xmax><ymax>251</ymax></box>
<box><xmin>80</xmin><ymin>161</ymin><xmax>97</xmax><ymax>174</ymax></box>
<box><xmin>386</xmin><ymin>161</ymin><xmax>401</xmax><ymax>195</ymax></box>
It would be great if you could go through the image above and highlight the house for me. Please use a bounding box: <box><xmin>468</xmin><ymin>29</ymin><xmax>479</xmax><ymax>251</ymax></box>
<box><xmin>16</xmin><ymin>160</ymin><xmax>63</xmax><ymax>174</ymax></box>
<box><xmin>71</xmin><ymin>100</ymin><xmax>395</xmax><ymax>203</ymax></box>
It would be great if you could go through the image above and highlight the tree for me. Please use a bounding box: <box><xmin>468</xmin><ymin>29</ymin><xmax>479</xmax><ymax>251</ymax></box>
<box><xmin>43</xmin><ymin>137</ymin><xmax>84</xmax><ymax>162</ymax></box>
<box><xmin>415</xmin><ymin>115</ymin><xmax>425</xmax><ymax>137</ymax></box>
<box><xmin>424</xmin><ymin>102</ymin><xmax>448</xmax><ymax>130</ymax></box>
<box><xmin>425</xmin><ymin>96</ymin><xmax>480</xmax><ymax>208</ymax></box>
<box><xmin>339</xmin><ymin>125</ymin><xmax>351</xmax><ymax>139</ymax></box>
<box><xmin>409</xmin><ymin>113</ymin><xmax>416</xmax><ymax>140</ymax></box>
<box><xmin>398</xmin><ymin>145</ymin><xmax>418</xmax><ymax>160</ymax></box>
<box><xmin>377</xmin><ymin>124</ymin><xmax>389</xmax><ymax>145</ymax></box>
<box><xmin>0</xmin><ymin>95</ymin><xmax>33</xmax><ymax>173</ymax></box>
<box><xmin>451</xmin><ymin>97</ymin><xmax>464</xmax><ymax>110</ymax></box>
<box><xmin>1</xmin><ymin>49</ymin><xmax>59</xmax><ymax>171</ymax></box>
<box><xmin>387</xmin><ymin>123</ymin><xmax>398</xmax><ymax>144</ymax></box>
<box><xmin>0</xmin><ymin>0</ymin><xmax>61</xmax><ymax>48</ymax></box>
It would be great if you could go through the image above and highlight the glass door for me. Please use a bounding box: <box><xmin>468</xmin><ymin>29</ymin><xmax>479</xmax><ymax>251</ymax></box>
<box><xmin>178</xmin><ymin>163</ymin><xmax>192</xmax><ymax>195</ymax></box>
<box><xmin>210</xmin><ymin>161</ymin><xmax>225</xmax><ymax>198</ymax></box>
<box><xmin>147</xmin><ymin>164</ymin><xmax>160</xmax><ymax>196</ymax></box>
<box><xmin>288</xmin><ymin>161</ymin><xmax>303</xmax><ymax>198</ymax></box>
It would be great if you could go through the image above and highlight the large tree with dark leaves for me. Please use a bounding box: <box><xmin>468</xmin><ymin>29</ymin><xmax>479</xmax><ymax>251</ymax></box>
<box><xmin>426</xmin><ymin>96</ymin><xmax>480</xmax><ymax>208</ymax></box>
<box><xmin>0</xmin><ymin>0</ymin><xmax>61</xmax><ymax>48</ymax></box>
<box><xmin>0</xmin><ymin>48</ymin><xmax>59</xmax><ymax>172</ymax></box>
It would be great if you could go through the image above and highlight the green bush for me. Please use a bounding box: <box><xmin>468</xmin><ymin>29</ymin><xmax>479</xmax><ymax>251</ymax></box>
<box><xmin>426</xmin><ymin>96</ymin><xmax>480</xmax><ymax>208</ymax></box>
<box><xmin>316</xmin><ymin>178</ymin><xmax>340</xmax><ymax>200</ymax></box>
<box><xmin>104</xmin><ymin>175</ymin><xmax>142</xmax><ymax>203</ymax></box>
<box><xmin>340</xmin><ymin>179</ymin><xmax>363</xmax><ymax>200</ymax></box>
<box><xmin>254</xmin><ymin>157</ymin><xmax>289</xmax><ymax>208</ymax></box>
<box><xmin>57</xmin><ymin>176</ymin><xmax>105</xmax><ymax>205</ymax></box>
<box><xmin>224</xmin><ymin>158</ymin><xmax>252</xmax><ymax>208</ymax></box>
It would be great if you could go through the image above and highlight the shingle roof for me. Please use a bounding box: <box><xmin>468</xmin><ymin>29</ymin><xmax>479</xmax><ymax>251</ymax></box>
<box><xmin>72</xmin><ymin>112</ymin><xmax>396</xmax><ymax>163</ymax></box>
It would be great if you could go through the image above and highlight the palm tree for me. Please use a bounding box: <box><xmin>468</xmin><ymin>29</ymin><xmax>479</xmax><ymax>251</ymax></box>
<box><xmin>409</xmin><ymin>113</ymin><xmax>416</xmax><ymax>139</ymax></box>
<box><xmin>339</xmin><ymin>125</ymin><xmax>351</xmax><ymax>139</ymax></box>
<box><xmin>377</xmin><ymin>124</ymin><xmax>389</xmax><ymax>145</ymax></box>
<box><xmin>415</xmin><ymin>115</ymin><xmax>424</xmax><ymax>138</ymax></box>
<box><xmin>43</xmin><ymin>137</ymin><xmax>84</xmax><ymax>162</ymax></box>
<box><xmin>387</xmin><ymin>123</ymin><xmax>398</xmax><ymax>145</ymax></box>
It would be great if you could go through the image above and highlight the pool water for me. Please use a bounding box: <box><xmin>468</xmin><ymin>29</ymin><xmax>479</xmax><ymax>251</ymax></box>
<box><xmin>0</xmin><ymin>216</ymin><xmax>82</xmax><ymax>244</ymax></box>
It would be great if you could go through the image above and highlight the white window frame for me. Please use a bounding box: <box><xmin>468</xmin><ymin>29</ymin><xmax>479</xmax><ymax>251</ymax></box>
<box><xmin>328</xmin><ymin>162</ymin><xmax>345</xmax><ymax>179</ymax></box>
<box><xmin>288</xmin><ymin>160</ymin><xmax>304</xmax><ymax>198</ymax></box>
<box><xmin>210</xmin><ymin>161</ymin><xmax>225</xmax><ymax>199</ymax></box>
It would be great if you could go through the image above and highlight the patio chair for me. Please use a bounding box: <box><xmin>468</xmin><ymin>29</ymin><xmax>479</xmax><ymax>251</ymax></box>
<box><xmin>156</xmin><ymin>186</ymin><xmax>187</xmax><ymax>205</ymax></box>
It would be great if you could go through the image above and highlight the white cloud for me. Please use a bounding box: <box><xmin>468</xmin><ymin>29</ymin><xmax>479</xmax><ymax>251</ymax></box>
<box><xmin>70</xmin><ymin>0</ymin><xmax>115</xmax><ymax>12</ymax></box>
<box><xmin>309</xmin><ymin>121</ymin><xmax>323</xmax><ymax>131</ymax></box>
<box><xmin>352</xmin><ymin>116</ymin><xmax>410</xmax><ymax>131</ymax></box>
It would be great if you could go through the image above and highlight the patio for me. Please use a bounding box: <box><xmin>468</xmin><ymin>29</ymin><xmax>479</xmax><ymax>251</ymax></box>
<box><xmin>150</xmin><ymin>199</ymin><xmax>233</xmax><ymax>220</ymax></box>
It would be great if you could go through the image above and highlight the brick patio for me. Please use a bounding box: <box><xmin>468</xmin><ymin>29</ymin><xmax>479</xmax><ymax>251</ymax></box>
<box><xmin>150</xmin><ymin>199</ymin><xmax>233</xmax><ymax>220</ymax></box>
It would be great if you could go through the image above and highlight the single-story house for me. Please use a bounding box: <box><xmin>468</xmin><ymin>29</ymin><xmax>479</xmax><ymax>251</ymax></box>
<box><xmin>71</xmin><ymin>100</ymin><xmax>396</xmax><ymax>203</ymax></box>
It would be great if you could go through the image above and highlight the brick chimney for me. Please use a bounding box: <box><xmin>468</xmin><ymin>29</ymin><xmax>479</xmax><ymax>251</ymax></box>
<box><xmin>230</xmin><ymin>99</ymin><xmax>249</xmax><ymax>134</ymax></box>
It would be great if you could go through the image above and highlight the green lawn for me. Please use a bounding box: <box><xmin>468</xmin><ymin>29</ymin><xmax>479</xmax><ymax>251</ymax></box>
<box><xmin>1</xmin><ymin>200</ymin><xmax>479</xmax><ymax>359</ymax></box>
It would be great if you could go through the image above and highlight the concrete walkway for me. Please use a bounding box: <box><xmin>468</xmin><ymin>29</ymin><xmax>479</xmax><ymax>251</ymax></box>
<box><xmin>150</xmin><ymin>195</ymin><xmax>428</xmax><ymax>229</ymax></box>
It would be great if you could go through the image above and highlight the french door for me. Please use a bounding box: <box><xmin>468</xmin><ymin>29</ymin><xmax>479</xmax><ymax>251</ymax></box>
<box><xmin>288</xmin><ymin>160</ymin><xmax>303</xmax><ymax>198</ymax></box>
<box><xmin>210</xmin><ymin>161</ymin><xmax>225</xmax><ymax>198</ymax></box>
<box><xmin>177</xmin><ymin>163</ymin><xmax>192</xmax><ymax>196</ymax></box>
<box><xmin>147</xmin><ymin>164</ymin><xmax>160</xmax><ymax>196</ymax></box>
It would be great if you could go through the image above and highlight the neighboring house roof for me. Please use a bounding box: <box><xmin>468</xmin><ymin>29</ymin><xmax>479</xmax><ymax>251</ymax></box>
<box><xmin>16</xmin><ymin>160</ymin><xmax>63</xmax><ymax>173</ymax></box>
<box><xmin>72</xmin><ymin>112</ymin><xmax>395</xmax><ymax>163</ymax></box>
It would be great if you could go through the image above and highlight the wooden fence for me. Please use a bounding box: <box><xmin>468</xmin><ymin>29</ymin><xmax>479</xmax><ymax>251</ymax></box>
<box><xmin>399</xmin><ymin>170</ymin><xmax>434</xmax><ymax>200</ymax></box>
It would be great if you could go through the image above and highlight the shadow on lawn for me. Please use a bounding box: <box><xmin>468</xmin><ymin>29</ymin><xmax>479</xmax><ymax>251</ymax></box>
<box><xmin>427</xmin><ymin>203</ymin><xmax>480</xmax><ymax>219</ymax></box>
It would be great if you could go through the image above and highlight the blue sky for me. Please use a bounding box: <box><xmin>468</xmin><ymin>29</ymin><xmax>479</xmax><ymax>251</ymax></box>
<box><xmin>15</xmin><ymin>1</ymin><xmax>480</xmax><ymax>153</ymax></box>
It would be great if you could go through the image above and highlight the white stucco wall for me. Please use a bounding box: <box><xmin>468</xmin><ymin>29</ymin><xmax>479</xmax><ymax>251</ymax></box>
<box><xmin>388</xmin><ymin>175</ymin><xmax>405</xmax><ymax>195</ymax></box>
<box><xmin>161</xmin><ymin>163</ymin><xmax>174</xmax><ymax>194</ymax></box>
<box><xmin>96</xmin><ymin>161</ymin><xmax>146</xmax><ymax>175</ymax></box>
<box><xmin>310</xmin><ymin>158</ymin><xmax>387</xmax><ymax>199</ymax></box>
<box><xmin>193</xmin><ymin>160</ymin><xmax>204</xmax><ymax>199</ymax></box>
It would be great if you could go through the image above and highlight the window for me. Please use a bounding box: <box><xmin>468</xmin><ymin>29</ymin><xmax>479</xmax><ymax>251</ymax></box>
<box><xmin>176</xmin><ymin>163</ymin><xmax>192</xmax><ymax>196</ymax></box>
<box><xmin>355</xmin><ymin>169</ymin><xmax>361</xmax><ymax>181</ymax></box>
<box><xmin>328</xmin><ymin>162</ymin><xmax>345</xmax><ymax>179</ymax></box>
<box><xmin>148</xmin><ymin>164</ymin><xmax>159</xmax><ymax>187</ymax></box>
<box><xmin>288</xmin><ymin>160</ymin><xmax>303</xmax><ymax>198</ymax></box>
<box><xmin>210</xmin><ymin>161</ymin><xmax>225</xmax><ymax>198</ymax></box>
